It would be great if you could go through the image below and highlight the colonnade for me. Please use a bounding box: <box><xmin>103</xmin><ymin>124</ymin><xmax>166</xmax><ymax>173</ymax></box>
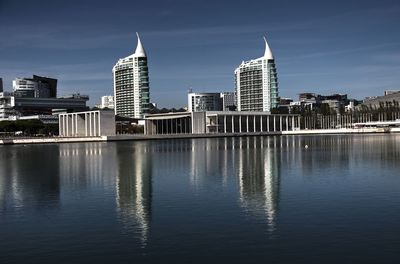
<box><xmin>59</xmin><ymin>111</ymin><xmax>101</xmax><ymax>137</ymax></box>
<box><xmin>145</xmin><ymin>116</ymin><xmax>192</xmax><ymax>135</ymax></box>
<box><xmin>207</xmin><ymin>114</ymin><xmax>301</xmax><ymax>134</ymax></box>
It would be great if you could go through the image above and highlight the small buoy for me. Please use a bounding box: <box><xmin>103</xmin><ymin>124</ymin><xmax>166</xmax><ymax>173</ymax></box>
<box><xmin>305</xmin><ymin>145</ymin><xmax>309</xmax><ymax>149</ymax></box>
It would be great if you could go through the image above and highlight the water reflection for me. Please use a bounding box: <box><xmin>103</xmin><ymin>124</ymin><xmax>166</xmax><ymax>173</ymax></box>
<box><xmin>115</xmin><ymin>142</ymin><xmax>152</xmax><ymax>246</ymax></box>
<box><xmin>58</xmin><ymin>143</ymin><xmax>117</xmax><ymax>189</ymax></box>
<box><xmin>0</xmin><ymin>145</ymin><xmax>60</xmax><ymax>213</ymax></box>
<box><xmin>189</xmin><ymin>138</ymin><xmax>236</xmax><ymax>188</ymax></box>
<box><xmin>187</xmin><ymin>136</ymin><xmax>281</xmax><ymax>231</ymax></box>
<box><xmin>237</xmin><ymin>137</ymin><xmax>280</xmax><ymax>232</ymax></box>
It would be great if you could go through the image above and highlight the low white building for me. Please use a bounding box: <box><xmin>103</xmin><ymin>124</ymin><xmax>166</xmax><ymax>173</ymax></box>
<box><xmin>144</xmin><ymin>111</ymin><xmax>300</xmax><ymax>135</ymax></box>
<box><xmin>59</xmin><ymin>110</ymin><xmax>115</xmax><ymax>137</ymax></box>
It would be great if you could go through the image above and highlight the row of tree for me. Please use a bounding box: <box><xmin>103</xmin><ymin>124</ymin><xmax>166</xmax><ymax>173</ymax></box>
<box><xmin>0</xmin><ymin>120</ymin><xmax>58</xmax><ymax>136</ymax></box>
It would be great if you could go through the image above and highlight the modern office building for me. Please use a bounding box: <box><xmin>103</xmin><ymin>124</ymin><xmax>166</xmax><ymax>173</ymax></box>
<box><xmin>188</xmin><ymin>92</ymin><xmax>222</xmax><ymax>112</ymax></box>
<box><xmin>235</xmin><ymin>37</ymin><xmax>279</xmax><ymax>112</ymax></box>
<box><xmin>113</xmin><ymin>33</ymin><xmax>150</xmax><ymax>119</ymax></box>
<box><xmin>188</xmin><ymin>91</ymin><xmax>237</xmax><ymax>112</ymax></box>
<box><xmin>12</xmin><ymin>75</ymin><xmax>57</xmax><ymax>98</ymax></box>
<box><xmin>99</xmin><ymin>95</ymin><xmax>115</xmax><ymax>109</ymax></box>
<box><xmin>220</xmin><ymin>92</ymin><xmax>236</xmax><ymax>111</ymax></box>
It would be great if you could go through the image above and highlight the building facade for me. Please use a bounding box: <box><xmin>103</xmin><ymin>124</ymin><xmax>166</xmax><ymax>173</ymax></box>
<box><xmin>220</xmin><ymin>92</ymin><xmax>236</xmax><ymax>111</ymax></box>
<box><xmin>0</xmin><ymin>92</ymin><xmax>89</xmax><ymax>120</ymax></box>
<box><xmin>144</xmin><ymin>111</ymin><xmax>300</xmax><ymax>135</ymax></box>
<box><xmin>188</xmin><ymin>92</ymin><xmax>223</xmax><ymax>112</ymax></box>
<box><xmin>235</xmin><ymin>37</ymin><xmax>278</xmax><ymax>112</ymax></box>
<box><xmin>12</xmin><ymin>75</ymin><xmax>57</xmax><ymax>98</ymax></box>
<box><xmin>113</xmin><ymin>33</ymin><xmax>150</xmax><ymax>119</ymax></box>
<box><xmin>100</xmin><ymin>95</ymin><xmax>115</xmax><ymax>109</ymax></box>
<box><xmin>59</xmin><ymin>110</ymin><xmax>116</xmax><ymax>137</ymax></box>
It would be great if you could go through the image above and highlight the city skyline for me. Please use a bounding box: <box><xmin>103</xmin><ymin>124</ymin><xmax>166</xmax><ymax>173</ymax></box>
<box><xmin>1</xmin><ymin>0</ymin><xmax>400</xmax><ymax>107</ymax></box>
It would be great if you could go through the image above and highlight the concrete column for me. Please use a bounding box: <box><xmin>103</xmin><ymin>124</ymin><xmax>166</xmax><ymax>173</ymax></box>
<box><xmin>267</xmin><ymin>116</ymin><xmax>270</xmax><ymax>132</ymax></box>
<box><xmin>75</xmin><ymin>114</ymin><xmax>78</xmax><ymax>136</ymax></box>
<box><xmin>98</xmin><ymin>112</ymin><xmax>101</xmax><ymax>136</ymax></box>
<box><xmin>66</xmin><ymin>115</ymin><xmax>70</xmax><ymax>137</ymax></box>
<box><xmin>93</xmin><ymin>113</ymin><xmax>97</xmax><ymax>136</ymax></box>
<box><xmin>260</xmin><ymin>116</ymin><xmax>263</xmax><ymax>132</ymax></box>
<box><xmin>90</xmin><ymin>113</ymin><xmax>93</xmax><ymax>136</ymax></box>
<box><xmin>174</xmin><ymin>118</ymin><xmax>176</xmax><ymax>134</ymax></box>
<box><xmin>231</xmin><ymin>115</ymin><xmax>234</xmax><ymax>133</ymax></box>
<box><xmin>71</xmin><ymin>115</ymin><xmax>74</xmax><ymax>136</ymax></box>
<box><xmin>286</xmin><ymin>116</ymin><xmax>289</xmax><ymax>131</ymax></box>
<box><xmin>239</xmin><ymin>116</ymin><xmax>242</xmax><ymax>133</ymax></box>
<box><xmin>253</xmin><ymin>115</ymin><xmax>256</xmax><ymax>132</ymax></box>
<box><xmin>224</xmin><ymin>115</ymin><xmax>227</xmax><ymax>133</ymax></box>
<box><xmin>292</xmin><ymin>116</ymin><xmax>295</xmax><ymax>131</ymax></box>
<box><xmin>246</xmin><ymin>115</ymin><xmax>249</xmax><ymax>133</ymax></box>
<box><xmin>166</xmin><ymin>119</ymin><xmax>169</xmax><ymax>134</ymax></box>
<box><xmin>273</xmin><ymin>115</ymin><xmax>276</xmax><ymax>132</ymax></box>
<box><xmin>86</xmin><ymin>113</ymin><xmax>89</xmax><ymax>136</ymax></box>
<box><xmin>280</xmin><ymin>115</ymin><xmax>283</xmax><ymax>131</ymax></box>
<box><xmin>59</xmin><ymin>115</ymin><xmax>63</xmax><ymax>136</ymax></box>
<box><xmin>59</xmin><ymin>115</ymin><xmax>62</xmax><ymax>136</ymax></box>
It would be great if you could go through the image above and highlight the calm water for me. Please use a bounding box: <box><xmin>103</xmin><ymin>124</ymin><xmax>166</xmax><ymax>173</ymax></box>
<box><xmin>1</xmin><ymin>135</ymin><xmax>400</xmax><ymax>263</ymax></box>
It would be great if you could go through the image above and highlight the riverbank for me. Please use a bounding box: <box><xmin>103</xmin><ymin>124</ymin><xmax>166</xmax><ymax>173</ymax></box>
<box><xmin>1</xmin><ymin>127</ymin><xmax>399</xmax><ymax>145</ymax></box>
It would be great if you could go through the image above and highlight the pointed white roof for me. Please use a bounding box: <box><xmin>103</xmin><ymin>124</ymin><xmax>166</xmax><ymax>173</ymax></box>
<box><xmin>134</xmin><ymin>32</ymin><xmax>147</xmax><ymax>57</ymax></box>
<box><xmin>263</xmin><ymin>36</ymin><xmax>274</xmax><ymax>60</ymax></box>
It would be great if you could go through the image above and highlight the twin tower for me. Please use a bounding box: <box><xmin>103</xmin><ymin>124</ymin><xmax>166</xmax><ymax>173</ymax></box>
<box><xmin>113</xmin><ymin>34</ymin><xmax>278</xmax><ymax>118</ymax></box>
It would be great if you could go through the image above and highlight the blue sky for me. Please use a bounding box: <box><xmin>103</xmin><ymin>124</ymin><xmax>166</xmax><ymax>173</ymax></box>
<box><xmin>1</xmin><ymin>0</ymin><xmax>400</xmax><ymax>107</ymax></box>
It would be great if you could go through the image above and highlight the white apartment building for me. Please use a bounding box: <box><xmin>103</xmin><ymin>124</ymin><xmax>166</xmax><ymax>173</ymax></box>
<box><xmin>235</xmin><ymin>37</ymin><xmax>279</xmax><ymax>112</ymax></box>
<box><xmin>113</xmin><ymin>33</ymin><xmax>150</xmax><ymax>118</ymax></box>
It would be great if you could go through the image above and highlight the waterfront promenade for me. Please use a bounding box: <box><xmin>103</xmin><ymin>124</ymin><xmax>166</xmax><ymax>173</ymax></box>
<box><xmin>1</xmin><ymin>127</ymin><xmax>399</xmax><ymax>145</ymax></box>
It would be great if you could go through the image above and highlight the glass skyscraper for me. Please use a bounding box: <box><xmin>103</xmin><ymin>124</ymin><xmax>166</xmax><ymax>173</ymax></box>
<box><xmin>235</xmin><ymin>37</ymin><xmax>278</xmax><ymax>112</ymax></box>
<box><xmin>113</xmin><ymin>33</ymin><xmax>150</xmax><ymax>118</ymax></box>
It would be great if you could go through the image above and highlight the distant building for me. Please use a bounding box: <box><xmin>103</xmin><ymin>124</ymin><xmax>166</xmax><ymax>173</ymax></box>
<box><xmin>277</xmin><ymin>97</ymin><xmax>293</xmax><ymax>112</ymax></box>
<box><xmin>361</xmin><ymin>91</ymin><xmax>400</xmax><ymax>109</ymax></box>
<box><xmin>384</xmin><ymin>90</ymin><xmax>400</xmax><ymax>96</ymax></box>
<box><xmin>292</xmin><ymin>92</ymin><xmax>349</xmax><ymax>113</ymax></box>
<box><xmin>113</xmin><ymin>33</ymin><xmax>150</xmax><ymax>119</ymax></box>
<box><xmin>235</xmin><ymin>36</ymin><xmax>279</xmax><ymax>112</ymax></box>
<box><xmin>299</xmin><ymin>93</ymin><xmax>318</xmax><ymax>104</ymax></box>
<box><xmin>0</xmin><ymin>78</ymin><xmax>3</xmax><ymax>93</ymax></box>
<box><xmin>99</xmin><ymin>95</ymin><xmax>114</xmax><ymax>109</ymax></box>
<box><xmin>220</xmin><ymin>92</ymin><xmax>236</xmax><ymax>111</ymax></box>
<box><xmin>0</xmin><ymin>92</ymin><xmax>89</xmax><ymax>120</ymax></box>
<box><xmin>188</xmin><ymin>92</ymin><xmax>223</xmax><ymax>112</ymax></box>
<box><xmin>12</xmin><ymin>75</ymin><xmax>57</xmax><ymax>98</ymax></box>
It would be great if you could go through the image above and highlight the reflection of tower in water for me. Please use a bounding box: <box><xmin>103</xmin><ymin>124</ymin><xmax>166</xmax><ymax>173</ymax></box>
<box><xmin>116</xmin><ymin>142</ymin><xmax>152</xmax><ymax>246</ymax></box>
<box><xmin>237</xmin><ymin>137</ymin><xmax>280</xmax><ymax>231</ymax></box>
